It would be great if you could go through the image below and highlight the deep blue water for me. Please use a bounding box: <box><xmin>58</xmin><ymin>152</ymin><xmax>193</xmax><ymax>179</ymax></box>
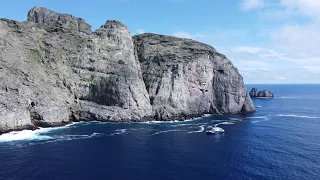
<box><xmin>0</xmin><ymin>84</ymin><xmax>319</xmax><ymax>180</ymax></box>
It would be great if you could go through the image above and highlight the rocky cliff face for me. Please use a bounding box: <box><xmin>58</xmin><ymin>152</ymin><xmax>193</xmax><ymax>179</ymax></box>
<box><xmin>0</xmin><ymin>7</ymin><xmax>254</xmax><ymax>133</ymax></box>
<box><xmin>134</xmin><ymin>34</ymin><xmax>254</xmax><ymax>120</ymax></box>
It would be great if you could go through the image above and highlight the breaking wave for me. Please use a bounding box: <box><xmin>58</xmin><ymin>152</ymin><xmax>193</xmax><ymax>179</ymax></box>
<box><xmin>0</xmin><ymin>122</ymin><xmax>102</xmax><ymax>143</ymax></box>
<box><xmin>0</xmin><ymin>129</ymin><xmax>52</xmax><ymax>142</ymax></box>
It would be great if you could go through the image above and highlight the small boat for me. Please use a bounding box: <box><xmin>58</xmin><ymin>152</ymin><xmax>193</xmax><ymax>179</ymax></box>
<box><xmin>206</xmin><ymin>127</ymin><xmax>225</xmax><ymax>135</ymax></box>
<box><xmin>206</xmin><ymin>130</ymin><xmax>217</xmax><ymax>135</ymax></box>
<box><xmin>256</xmin><ymin>100</ymin><xmax>262</xmax><ymax>108</ymax></box>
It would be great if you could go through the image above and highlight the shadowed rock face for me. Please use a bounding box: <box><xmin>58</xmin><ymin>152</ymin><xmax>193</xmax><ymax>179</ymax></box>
<box><xmin>0</xmin><ymin>7</ymin><xmax>254</xmax><ymax>133</ymax></box>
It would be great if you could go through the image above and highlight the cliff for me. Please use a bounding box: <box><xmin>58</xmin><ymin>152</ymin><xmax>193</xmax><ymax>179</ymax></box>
<box><xmin>0</xmin><ymin>6</ymin><xmax>254</xmax><ymax>133</ymax></box>
<box><xmin>134</xmin><ymin>33</ymin><xmax>255</xmax><ymax>120</ymax></box>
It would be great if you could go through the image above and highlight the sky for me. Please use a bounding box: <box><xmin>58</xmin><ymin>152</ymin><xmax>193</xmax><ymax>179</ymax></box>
<box><xmin>0</xmin><ymin>0</ymin><xmax>319</xmax><ymax>84</ymax></box>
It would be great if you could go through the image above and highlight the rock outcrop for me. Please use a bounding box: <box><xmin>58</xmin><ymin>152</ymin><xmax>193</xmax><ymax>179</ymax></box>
<box><xmin>249</xmin><ymin>88</ymin><xmax>274</xmax><ymax>98</ymax></box>
<box><xmin>134</xmin><ymin>33</ymin><xmax>255</xmax><ymax>120</ymax></box>
<box><xmin>257</xmin><ymin>90</ymin><xmax>274</xmax><ymax>98</ymax></box>
<box><xmin>27</xmin><ymin>6</ymin><xmax>92</xmax><ymax>35</ymax></box>
<box><xmin>0</xmin><ymin>6</ymin><xmax>254</xmax><ymax>133</ymax></box>
<box><xmin>249</xmin><ymin>88</ymin><xmax>258</xmax><ymax>97</ymax></box>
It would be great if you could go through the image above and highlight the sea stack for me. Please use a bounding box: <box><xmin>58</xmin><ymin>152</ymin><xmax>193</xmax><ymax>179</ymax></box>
<box><xmin>249</xmin><ymin>88</ymin><xmax>274</xmax><ymax>98</ymax></box>
<box><xmin>0</xmin><ymin>6</ymin><xmax>255</xmax><ymax>133</ymax></box>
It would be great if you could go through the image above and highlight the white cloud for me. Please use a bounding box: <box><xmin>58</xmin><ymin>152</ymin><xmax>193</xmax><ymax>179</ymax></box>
<box><xmin>235</xmin><ymin>0</ymin><xmax>320</xmax><ymax>83</ymax></box>
<box><xmin>260</xmin><ymin>68</ymin><xmax>269</xmax><ymax>71</ymax></box>
<box><xmin>172</xmin><ymin>20</ymin><xmax>320</xmax><ymax>83</ymax></box>
<box><xmin>136</xmin><ymin>29</ymin><xmax>145</xmax><ymax>34</ymax></box>
<box><xmin>240</xmin><ymin>0</ymin><xmax>265</xmax><ymax>11</ymax></box>
<box><xmin>271</xmin><ymin>24</ymin><xmax>320</xmax><ymax>52</ymax></box>
<box><xmin>300</xmin><ymin>66</ymin><xmax>320</xmax><ymax>73</ymax></box>
<box><xmin>173</xmin><ymin>31</ymin><xmax>194</xmax><ymax>39</ymax></box>
<box><xmin>232</xmin><ymin>46</ymin><xmax>287</xmax><ymax>61</ymax></box>
<box><xmin>280</xmin><ymin>0</ymin><xmax>320</xmax><ymax>20</ymax></box>
<box><xmin>275</xmin><ymin>76</ymin><xmax>287</xmax><ymax>80</ymax></box>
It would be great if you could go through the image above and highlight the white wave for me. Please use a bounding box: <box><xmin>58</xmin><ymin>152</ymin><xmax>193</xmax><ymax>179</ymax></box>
<box><xmin>0</xmin><ymin>122</ymin><xmax>104</xmax><ymax>143</ymax></box>
<box><xmin>210</xmin><ymin>120</ymin><xmax>225</xmax><ymax>123</ymax></box>
<box><xmin>229</xmin><ymin>118</ymin><xmax>242</xmax><ymax>121</ymax></box>
<box><xmin>170</xmin><ymin>122</ymin><xmax>207</xmax><ymax>127</ymax></box>
<box><xmin>128</xmin><ymin>128</ymin><xmax>146</xmax><ymax>131</ymax></box>
<box><xmin>26</xmin><ymin>133</ymin><xmax>104</xmax><ymax>145</ymax></box>
<box><xmin>110</xmin><ymin>129</ymin><xmax>127</xmax><ymax>136</ymax></box>
<box><xmin>152</xmin><ymin>129</ymin><xmax>181</xmax><ymax>135</ymax></box>
<box><xmin>140</xmin><ymin>120</ymin><xmax>179</xmax><ymax>124</ymax></box>
<box><xmin>251</xmin><ymin>120</ymin><xmax>265</xmax><ymax>124</ymax></box>
<box><xmin>275</xmin><ymin>114</ymin><xmax>320</xmax><ymax>119</ymax></box>
<box><xmin>275</xmin><ymin>96</ymin><xmax>299</xmax><ymax>99</ymax></box>
<box><xmin>0</xmin><ymin>124</ymin><xmax>78</xmax><ymax>142</ymax></box>
<box><xmin>203</xmin><ymin>114</ymin><xmax>213</xmax><ymax>117</ymax></box>
<box><xmin>247</xmin><ymin>116</ymin><xmax>267</xmax><ymax>119</ymax></box>
<box><xmin>0</xmin><ymin>129</ymin><xmax>52</xmax><ymax>142</ymax></box>
<box><xmin>59</xmin><ymin>133</ymin><xmax>103</xmax><ymax>140</ymax></box>
<box><xmin>214</xmin><ymin>122</ymin><xmax>234</xmax><ymax>127</ymax></box>
<box><xmin>139</xmin><ymin>114</ymin><xmax>212</xmax><ymax>125</ymax></box>
<box><xmin>188</xmin><ymin>125</ymin><xmax>205</xmax><ymax>133</ymax></box>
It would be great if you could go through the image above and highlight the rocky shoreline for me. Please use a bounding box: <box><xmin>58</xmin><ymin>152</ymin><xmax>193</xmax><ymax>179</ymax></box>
<box><xmin>0</xmin><ymin>113</ymin><xmax>214</xmax><ymax>135</ymax></box>
<box><xmin>0</xmin><ymin>6</ymin><xmax>255</xmax><ymax>133</ymax></box>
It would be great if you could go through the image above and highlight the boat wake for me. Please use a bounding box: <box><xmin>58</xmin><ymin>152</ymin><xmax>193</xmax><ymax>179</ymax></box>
<box><xmin>110</xmin><ymin>129</ymin><xmax>127</xmax><ymax>136</ymax></box>
<box><xmin>151</xmin><ymin>129</ymin><xmax>182</xmax><ymax>135</ymax></box>
<box><xmin>171</xmin><ymin>123</ymin><xmax>207</xmax><ymax>127</ymax></box>
<box><xmin>214</xmin><ymin>122</ymin><xmax>234</xmax><ymax>127</ymax></box>
<box><xmin>188</xmin><ymin>125</ymin><xmax>205</xmax><ymax>133</ymax></box>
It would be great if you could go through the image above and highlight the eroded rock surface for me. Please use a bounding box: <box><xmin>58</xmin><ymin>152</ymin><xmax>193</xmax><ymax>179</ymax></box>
<box><xmin>134</xmin><ymin>33</ymin><xmax>255</xmax><ymax>120</ymax></box>
<box><xmin>0</xmin><ymin>7</ymin><xmax>254</xmax><ymax>133</ymax></box>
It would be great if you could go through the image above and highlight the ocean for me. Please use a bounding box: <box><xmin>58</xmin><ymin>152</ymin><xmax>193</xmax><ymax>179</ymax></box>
<box><xmin>0</xmin><ymin>84</ymin><xmax>319</xmax><ymax>180</ymax></box>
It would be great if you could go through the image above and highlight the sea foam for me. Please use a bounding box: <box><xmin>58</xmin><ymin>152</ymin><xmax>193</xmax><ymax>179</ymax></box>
<box><xmin>0</xmin><ymin>129</ymin><xmax>52</xmax><ymax>142</ymax></box>
<box><xmin>214</xmin><ymin>122</ymin><xmax>234</xmax><ymax>127</ymax></box>
<box><xmin>152</xmin><ymin>129</ymin><xmax>182</xmax><ymax>135</ymax></box>
<box><xmin>275</xmin><ymin>114</ymin><xmax>320</xmax><ymax>119</ymax></box>
<box><xmin>0</xmin><ymin>122</ymin><xmax>99</xmax><ymax>143</ymax></box>
<box><xmin>188</xmin><ymin>125</ymin><xmax>205</xmax><ymax>133</ymax></box>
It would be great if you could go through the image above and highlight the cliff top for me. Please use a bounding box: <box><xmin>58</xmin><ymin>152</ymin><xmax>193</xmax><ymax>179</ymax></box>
<box><xmin>27</xmin><ymin>6</ymin><xmax>92</xmax><ymax>35</ymax></box>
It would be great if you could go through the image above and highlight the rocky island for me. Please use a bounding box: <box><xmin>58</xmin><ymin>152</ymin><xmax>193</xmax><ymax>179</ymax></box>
<box><xmin>249</xmin><ymin>88</ymin><xmax>274</xmax><ymax>98</ymax></box>
<box><xmin>0</xmin><ymin>6</ymin><xmax>255</xmax><ymax>133</ymax></box>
